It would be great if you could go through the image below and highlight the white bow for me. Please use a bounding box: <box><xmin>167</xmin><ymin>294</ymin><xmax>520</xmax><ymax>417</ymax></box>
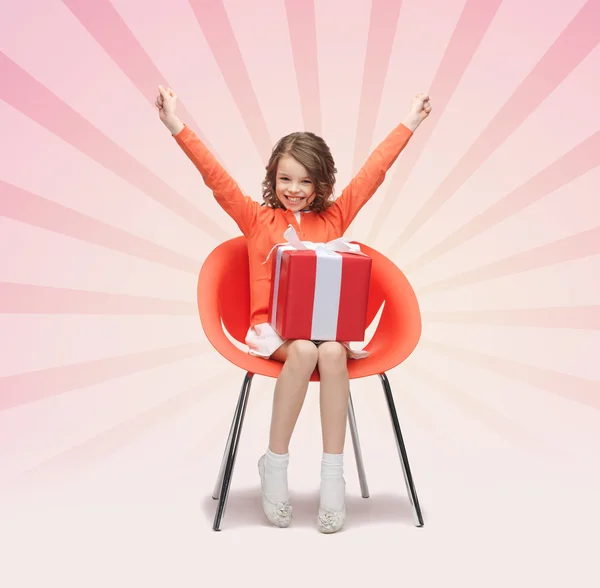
<box><xmin>263</xmin><ymin>225</ymin><xmax>363</xmax><ymax>264</ymax></box>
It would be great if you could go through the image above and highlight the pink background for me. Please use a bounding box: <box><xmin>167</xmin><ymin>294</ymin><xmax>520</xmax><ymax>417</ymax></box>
<box><xmin>1</xmin><ymin>0</ymin><xmax>599</xmax><ymax>586</ymax></box>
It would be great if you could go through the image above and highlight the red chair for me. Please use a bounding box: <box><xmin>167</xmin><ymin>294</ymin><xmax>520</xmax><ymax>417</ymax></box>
<box><xmin>198</xmin><ymin>237</ymin><xmax>424</xmax><ymax>531</ymax></box>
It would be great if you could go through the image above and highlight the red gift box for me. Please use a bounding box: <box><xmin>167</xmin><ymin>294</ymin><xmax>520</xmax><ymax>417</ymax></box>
<box><xmin>267</xmin><ymin>228</ymin><xmax>372</xmax><ymax>341</ymax></box>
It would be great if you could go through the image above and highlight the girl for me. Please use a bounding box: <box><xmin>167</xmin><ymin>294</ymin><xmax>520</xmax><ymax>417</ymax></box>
<box><xmin>155</xmin><ymin>86</ymin><xmax>431</xmax><ymax>533</ymax></box>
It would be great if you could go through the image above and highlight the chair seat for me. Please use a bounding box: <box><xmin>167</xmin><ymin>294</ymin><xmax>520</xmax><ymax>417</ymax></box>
<box><xmin>197</xmin><ymin>237</ymin><xmax>422</xmax><ymax>381</ymax></box>
<box><xmin>219</xmin><ymin>338</ymin><xmax>417</xmax><ymax>381</ymax></box>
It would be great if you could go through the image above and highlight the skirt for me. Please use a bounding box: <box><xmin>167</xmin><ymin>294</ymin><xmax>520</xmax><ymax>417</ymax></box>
<box><xmin>245</xmin><ymin>322</ymin><xmax>369</xmax><ymax>360</ymax></box>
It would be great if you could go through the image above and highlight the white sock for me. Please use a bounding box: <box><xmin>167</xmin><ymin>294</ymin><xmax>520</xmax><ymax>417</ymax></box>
<box><xmin>263</xmin><ymin>448</ymin><xmax>290</xmax><ymax>504</ymax></box>
<box><xmin>320</xmin><ymin>452</ymin><xmax>345</xmax><ymax>511</ymax></box>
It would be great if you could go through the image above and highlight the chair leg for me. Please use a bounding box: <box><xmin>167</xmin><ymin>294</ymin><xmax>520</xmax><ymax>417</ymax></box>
<box><xmin>212</xmin><ymin>372</ymin><xmax>253</xmax><ymax>532</ymax></box>
<box><xmin>378</xmin><ymin>373</ymin><xmax>424</xmax><ymax>527</ymax></box>
<box><xmin>347</xmin><ymin>388</ymin><xmax>370</xmax><ymax>498</ymax></box>
<box><xmin>212</xmin><ymin>395</ymin><xmax>240</xmax><ymax>501</ymax></box>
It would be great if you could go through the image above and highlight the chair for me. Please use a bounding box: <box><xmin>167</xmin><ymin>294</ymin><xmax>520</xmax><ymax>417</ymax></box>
<box><xmin>197</xmin><ymin>237</ymin><xmax>424</xmax><ymax>531</ymax></box>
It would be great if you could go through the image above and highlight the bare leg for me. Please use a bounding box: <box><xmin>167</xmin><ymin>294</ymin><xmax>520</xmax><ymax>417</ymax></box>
<box><xmin>268</xmin><ymin>339</ymin><xmax>318</xmax><ymax>454</ymax></box>
<box><xmin>316</xmin><ymin>341</ymin><xmax>350</xmax><ymax>533</ymax></box>
<box><xmin>317</xmin><ymin>342</ymin><xmax>350</xmax><ymax>454</ymax></box>
<box><xmin>257</xmin><ymin>339</ymin><xmax>318</xmax><ymax>528</ymax></box>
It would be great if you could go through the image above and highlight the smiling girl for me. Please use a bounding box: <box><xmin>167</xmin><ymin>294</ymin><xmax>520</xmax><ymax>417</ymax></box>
<box><xmin>156</xmin><ymin>85</ymin><xmax>431</xmax><ymax>533</ymax></box>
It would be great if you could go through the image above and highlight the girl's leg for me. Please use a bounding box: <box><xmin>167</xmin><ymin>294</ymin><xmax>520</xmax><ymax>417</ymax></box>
<box><xmin>316</xmin><ymin>341</ymin><xmax>350</xmax><ymax>533</ymax></box>
<box><xmin>269</xmin><ymin>339</ymin><xmax>319</xmax><ymax>453</ymax></box>
<box><xmin>258</xmin><ymin>339</ymin><xmax>318</xmax><ymax>528</ymax></box>
<box><xmin>317</xmin><ymin>342</ymin><xmax>350</xmax><ymax>453</ymax></box>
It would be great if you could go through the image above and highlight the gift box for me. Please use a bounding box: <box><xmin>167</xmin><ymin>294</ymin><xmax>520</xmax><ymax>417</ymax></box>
<box><xmin>267</xmin><ymin>226</ymin><xmax>372</xmax><ymax>342</ymax></box>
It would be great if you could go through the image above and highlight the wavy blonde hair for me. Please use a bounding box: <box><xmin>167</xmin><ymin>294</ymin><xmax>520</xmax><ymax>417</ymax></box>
<box><xmin>261</xmin><ymin>132</ymin><xmax>337</xmax><ymax>213</ymax></box>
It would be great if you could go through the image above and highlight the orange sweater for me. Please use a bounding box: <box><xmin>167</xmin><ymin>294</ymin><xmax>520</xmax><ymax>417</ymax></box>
<box><xmin>174</xmin><ymin>123</ymin><xmax>413</xmax><ymax>327</ymax></box>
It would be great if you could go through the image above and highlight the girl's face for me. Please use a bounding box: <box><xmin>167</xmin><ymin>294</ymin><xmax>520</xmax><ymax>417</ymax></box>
<box><xmin>275</xmin><ymin>155</ymin><xmax>316</xmax><ymax>212</ymax></box>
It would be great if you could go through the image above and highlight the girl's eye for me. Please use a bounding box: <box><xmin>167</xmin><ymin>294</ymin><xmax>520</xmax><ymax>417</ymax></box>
<box><xmin>278</xmin><ymin>177</ymin><xmax>311</xmax><ymax>184</ymax></box>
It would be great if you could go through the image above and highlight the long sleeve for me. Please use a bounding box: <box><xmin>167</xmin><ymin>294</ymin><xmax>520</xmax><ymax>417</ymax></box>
<box><xmin>326</xmin><ymin>123</ymin><xmax>413</xmax><ymax>234</ymax></box>
<box><xmin>173</xmin><ymin>125</ymin><xmax>258</xmax><ymax>236</ymax></box>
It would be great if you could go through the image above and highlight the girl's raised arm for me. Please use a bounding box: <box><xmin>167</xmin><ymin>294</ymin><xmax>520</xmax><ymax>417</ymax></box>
<box><xmin>156</xmin><ymin>86</ymin><xmax>258</xmax><ymax>236</ymax></box>
<box><xmin>328</xmin><ymin>93</ymin><xmax>431</xmax><ymax>234</ymax></box>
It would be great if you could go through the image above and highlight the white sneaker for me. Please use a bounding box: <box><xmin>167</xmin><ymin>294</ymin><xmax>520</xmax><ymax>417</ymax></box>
<box><xmin>257</xmin><ymin>455</ymin><xmax>292</xmax><ymax>528</ymax></box>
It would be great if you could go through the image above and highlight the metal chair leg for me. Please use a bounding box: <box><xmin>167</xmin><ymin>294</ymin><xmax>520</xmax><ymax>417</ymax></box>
<box><xmin>347</xmin><ymin>389</ymin><xmax>369</xmax><ymax>498</ymax></box>
<box><xmin>212</xmin><ymin>372</ymin><xmax>253</xmax><ymax>531</ymax></box>
<box><xmin>212</xmin><ymin>387</ymin><xmax>243</xmax><ymax>500</ymax></box>
<box><xmin>378</xmin><ymin>373</ymin><xmax>424</xmax><ymax>527</ymax></box>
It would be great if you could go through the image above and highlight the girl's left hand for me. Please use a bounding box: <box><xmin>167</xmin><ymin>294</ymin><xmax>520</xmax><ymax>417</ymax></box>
<box><xmin>156</xmin><ymin>85</ymin><xmax>178</xmax><ymax>122</ymax></box>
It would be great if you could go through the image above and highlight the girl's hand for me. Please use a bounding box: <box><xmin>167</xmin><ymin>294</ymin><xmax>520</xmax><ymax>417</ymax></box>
<box><xmin>403</xmin><ymin>93</ymin><xmax>432</xmax><ymax>131</ymax></box>
<box><xmin>155</xmin><ymin>85</ymin><xmax>184</xmax><ymax>134</ymax></box>
<box><xmin>155</xmin><ymin>85</ymin><xmax>177</xmax><ymax>120</ymax></box>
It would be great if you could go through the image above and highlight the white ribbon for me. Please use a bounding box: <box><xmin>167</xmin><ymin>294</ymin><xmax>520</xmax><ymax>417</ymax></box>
<box><xmin>268</xmin><ymin>225</ymin><xmax>365</xmax><ymax>339</ymax></box>
<box><xmin>264</xmin><ymin>225</ymin><xmax>363</xmax><ymax>264</ymax></box>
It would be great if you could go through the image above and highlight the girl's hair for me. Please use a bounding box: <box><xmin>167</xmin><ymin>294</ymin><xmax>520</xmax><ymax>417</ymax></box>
<box><xmin>261</xmin><ymin>132</ymin><xmax>337</xmax><ymax>212</ymax></box>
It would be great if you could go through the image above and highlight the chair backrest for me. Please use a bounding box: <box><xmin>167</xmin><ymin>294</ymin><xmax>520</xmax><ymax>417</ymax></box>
<box><xmin>215</xmin><ymin>238</ymin><xmax>252</xmax><ymax>343</ymax></box>
<box><xmin>198</xmin><ymin>237</ymin><xmax>418</xmax><ymax>351</ymax></box>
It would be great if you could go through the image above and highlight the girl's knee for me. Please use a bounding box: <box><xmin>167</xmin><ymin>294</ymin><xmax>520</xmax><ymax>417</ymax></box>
<box><xmin>317</xmin><ymin>342</ymin><xmax>348</xmax><ymax>372</ymax></box>
<box><xmin>287</xmin><ymin>339</ymin><xmax>319</xmax><ymax>368</ymax></box>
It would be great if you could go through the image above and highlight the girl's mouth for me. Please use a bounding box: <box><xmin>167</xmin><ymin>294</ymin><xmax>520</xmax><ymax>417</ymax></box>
<box><xmin>285</xmin><ymin>195</ymin><xmax>304</xmax><ymax>204</ymax></box>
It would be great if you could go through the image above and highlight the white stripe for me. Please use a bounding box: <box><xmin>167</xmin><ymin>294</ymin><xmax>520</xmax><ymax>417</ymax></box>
<box><xmin>270</xmin><ymin>245</ymin><xmax>294</xmax><ymax>332</ymax></box>
<box><xmin>310</xmin><ymin>249</ymin><xmax>342</xmax><ymax>340</ymax></box>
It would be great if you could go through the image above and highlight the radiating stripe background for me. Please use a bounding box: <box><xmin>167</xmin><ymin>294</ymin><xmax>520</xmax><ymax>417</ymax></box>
<box><xmin>1</xmin><ymin>1</ymin><xmax>599</xmax><ymax>585</ymax></box>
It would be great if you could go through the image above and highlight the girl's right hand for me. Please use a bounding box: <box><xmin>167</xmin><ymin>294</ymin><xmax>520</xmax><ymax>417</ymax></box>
<box><xmin>155</xmin><ymin>85</ymin><xmax>178</xmax><ymax>123</ymax></box>
<box><xmin>402</xmin><ymin>93</ymin><xmax>432</xmax><ymax>132</ymax></box>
